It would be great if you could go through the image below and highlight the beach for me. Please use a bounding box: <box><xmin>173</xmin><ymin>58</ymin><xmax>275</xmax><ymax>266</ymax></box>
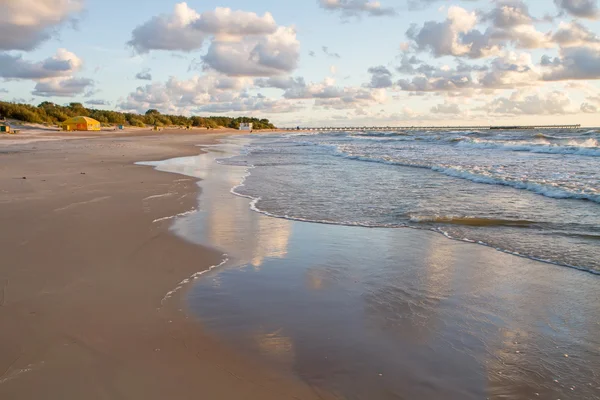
<box><xmin>0</xmin><ymin>130</ymin><xmax>333</xmax><ymax>400</ymax></box>
<box><xmin>1</xmin><ymin>128</ymin><xmax>599</xmax><ymax>400</ymax></box>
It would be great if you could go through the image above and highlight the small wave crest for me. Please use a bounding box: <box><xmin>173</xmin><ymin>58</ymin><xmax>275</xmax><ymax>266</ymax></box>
<box><xmin>407</xmin><ymin>214</ymin><xmax>536</xmax><ymax>227</ymax></box>
<box><xmin>332</xmin><ymin>148</ymin><xmax>600</xmax><ymax>203</ymax></box>
<box><xmin>458</xmin><ymin>138</ymin><xmax>600</xmax><ymax>157</ymax></box>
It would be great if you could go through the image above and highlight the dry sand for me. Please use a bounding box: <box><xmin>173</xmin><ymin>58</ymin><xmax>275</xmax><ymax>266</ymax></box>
<box><xmin>0</xmin><ymin>131</ymin><xmax>333</xmax><ymax>399</ymax></box>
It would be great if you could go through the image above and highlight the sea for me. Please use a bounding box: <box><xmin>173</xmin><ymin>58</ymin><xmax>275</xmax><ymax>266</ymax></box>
<box><xmin>143</xmin><ymin>129</ymin><xmax>600</xmax><ymax>399</ymax></box>
<box><xmin>226</xmin><ymin>128</ymin><xmax>600</xmax><ymax>274</ymax></box>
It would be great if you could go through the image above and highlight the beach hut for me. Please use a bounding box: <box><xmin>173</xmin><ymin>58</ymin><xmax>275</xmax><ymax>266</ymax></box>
<box><xmin>239</xmin><ymin>123</ymin><xmax>253</xmax><ymax>131</ymax></box>
<box><xmin>0</xmin><ymin>123</ymin><xmax>10</xmax><ymax>133</ymax></box>
<box><xmin>62</xmin><ymin>116</ymin><xmax>101</xmax><ymax>131</ymax></box>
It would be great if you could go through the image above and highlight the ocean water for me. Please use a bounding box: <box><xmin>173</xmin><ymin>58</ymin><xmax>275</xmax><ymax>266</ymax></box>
<box><xmin>225</xmin><ymin>129</ymin><xmax>600</xmax><ymax>273</ymax></box>
<box><xmin>143</xmin><ymin>138</ymin><xmax>600</xmax><ymax>399</ymax></box>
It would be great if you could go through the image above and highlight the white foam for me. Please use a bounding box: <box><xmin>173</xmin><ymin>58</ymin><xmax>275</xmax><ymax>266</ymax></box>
<box><xmin>143</xmin><ymin>193</ymin><xmax>174</xmax><ymax>201</ymax></box>
<box><xmin>161</xmin><ymin>257</ymin><xmax>229</xmax><ymax>305</ymax></box>
<box><xmin>331</xmin><ymin>149</ymin><xmax>600</xmax><ymax>204</ymax></box>
<box><xmin>458</xmin><ymin>138</ymin><xmax>600</xmax><ymax>157</ymax></box>
<box><xmin>153</xmin><ymin>209</ymin><xmax>198</xmax><ymax>223</ymax></box>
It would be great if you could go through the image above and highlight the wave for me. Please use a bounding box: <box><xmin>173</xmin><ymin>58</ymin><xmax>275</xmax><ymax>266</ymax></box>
<box><xmin>407</xmin><ymin>215</ymin><xmax>536</xmax><ymax>227</ymax></box>
<box><xmin>230</xmin><ymin>166</ymin><xmax>599</xmax><ymax>276</ymax></box>
<box><xmin>458</xmin><ymin>138</ymin><xmax>600</xmax><ymax>156</ymax></box>
<box><xmin>332</xmin><ymin>149</ymin><xmax>600</xmax><ymax>204</ymax></box>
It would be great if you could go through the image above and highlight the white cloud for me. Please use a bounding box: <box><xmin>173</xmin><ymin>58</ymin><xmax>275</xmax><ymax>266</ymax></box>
<box><xmin>128</xmin><ymin>4</ymin><xmax>278</xmax><ymax>53</ymax></box>
<box><xmin>552</xmin><ymin>21</ymin><xmax>600</xmax><ymax>49</ymax></box>
<box><xmin>0</xmin><ymin>0</ymin><xmax>83</xmax><ymax>51</ymax></box>
<box><xmin>128</xmin><ymin>3</ymin><xmax>205</xmax><ymax>53</ymax></box>
<box><xmin>431</xmin><ymin>102</ymin><xmax>462</xmax><ymax>114</ymax></box>
<box><xmin>118</xmin><ymin>74</ymin><xmax>259</xmax><ymax>114</ymax></box>
<box><xmin>322</xmin><ymin>46</ymin><xmax>341</xmax><ymax>58</ymax></box>
<box><xmin>202</xmin><ymin>26</ymin><xmax>300</xmax><ymax>77</ymax></box>
<box><xmin>366</xmin><ymin>66</ymin><xmax>393</xmax><ymax>88</ymax></box>
<box><xmin>480</xmin><ymin>89</ymin><xmax>578</xmax><ymax>115</ymax></box>
<box><xmin>0</xmin><ymin>49</ymin><xmax>82</xmax><ymax>80</ymax></box>
<box><xmin>543</xmin><ymin>46</ymin><xmax>600</xmax><ymax>80</ymax></box>
<box><xmin>86</xmin><ymin>99</ymin><xmax>111</xmax><ymax>106</ymax></box>
<box><xmin>128</xmin><ymin>3</ymin><xmax>298</xmax><ymax>78</ymax></box>
<box><xmin>194</xmin><ymin>7</ymin><xmax>277</xmax><ymax>38</ymax></box>
<box><xmin>317</xmin><ymin>0</ymin><xmax>396</xmax><ymax>19</ymax></box>
<box><xmin>485</xmin><ymin>0</ymin><xmax>533</xmax><ymax>28</ymax></box>
<box><xmin>555</xmin><ymin>0</ymin><xmax>599</xmax><ymax>19</ymax></box>
<box><xmin>32</xmin><ymin>77</ymin><xmax>94</xmax><ymax>97</ymax></box>
<box><xmin>406</xmin><ymin>6</ymin><xmax>502</xmax><ymax>59</ymax></box>
<box><xmin>135</xmin><ymin>68</ymin><xmax>153</xmax><ymax>81</ymax></box>
<box><xmin>256</xmin><ymin>75</ymin><xmax>387</xmax><ymax>110</ymax></box>
<box><xmin>581</xmin><ymin>102</ymin><xmax>598</xmax><ymax>112</ymax></box>
<box><xmin>480</xmin><ymin>52</ymin><xmax>541</xmax><ymax>88</ymax></box>
<box><xmin>196</xmin><ymin>95</ymin><xmax>303</xmax><ymax>113</ymax></box>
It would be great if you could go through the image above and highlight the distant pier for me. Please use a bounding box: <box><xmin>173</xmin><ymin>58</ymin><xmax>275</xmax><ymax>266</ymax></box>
<box><xmin>281</xmin><ymin>124</ymin><xmax>581</xmax><ymax>132</ymax></box>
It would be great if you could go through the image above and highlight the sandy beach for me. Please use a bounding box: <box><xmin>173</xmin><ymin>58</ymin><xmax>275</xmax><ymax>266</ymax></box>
<box><xmin>0</xmin><ymin>130</ymin><xmax>333</xmax><ymax>399</ymax></box>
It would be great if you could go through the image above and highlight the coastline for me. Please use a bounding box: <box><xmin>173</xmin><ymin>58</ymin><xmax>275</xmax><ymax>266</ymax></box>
<box><xmin>159</xmin><ymin>136</ymin><xmax>600</xmax><ymax>399</ymax></box>
<box><xmin>0</xmin><ymin>132</ymin><xmax>333</xmax><ymax>399</ymax></box>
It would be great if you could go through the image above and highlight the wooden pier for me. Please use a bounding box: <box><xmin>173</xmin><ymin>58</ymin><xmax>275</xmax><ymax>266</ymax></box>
<box><xmin>280</xmin><ymin>125</ymin><xmax>581</xmax><ymax>132</ymax></box>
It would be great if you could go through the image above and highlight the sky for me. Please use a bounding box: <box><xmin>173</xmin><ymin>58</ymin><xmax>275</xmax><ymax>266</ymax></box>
<box><xmin>1</xmin><ymin>0</ymin><xmax>600</xmax><ymax>127</ymax></box>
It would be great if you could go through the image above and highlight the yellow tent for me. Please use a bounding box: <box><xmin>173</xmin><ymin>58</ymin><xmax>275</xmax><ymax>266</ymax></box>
<box><xmin>62</xmin><ymin>116</ymin><xmax>101</xmax><ymax>131</ymax></box>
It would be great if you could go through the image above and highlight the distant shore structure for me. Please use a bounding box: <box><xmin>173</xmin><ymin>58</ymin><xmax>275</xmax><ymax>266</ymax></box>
<box><xmin>239</xmin><ymin>123</ymin><xmax>253</xmax><ymax>131</ymax></box>
<box><xmin>283</xmin><ymin>124</ymin><xmax>581</xmax><ymax>132</ymax></box>
<box><xmin>62</xmin><ymin>116</ymin><xmax>101</xmax><ymax>131</ymax></box>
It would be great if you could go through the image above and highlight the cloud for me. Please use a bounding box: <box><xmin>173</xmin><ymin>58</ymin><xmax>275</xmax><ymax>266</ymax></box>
<box><xmin>256</xmin><ymin>75</ymin><xmax>387</xmax><ymax>110</ymax></box>
<box><xmin>552</xmin><ymin>21</ymin><xmax>600</xmax><ymax>48</ymax></box>
<box><xmin>366</xmin><ymin>66</ymin><xmax>393</xmax><ymax>88</ymax></box>
<box><xmin>0</xmin><ymin>49</ymin><xmax>82</xmax><ymax>80</ymax></box>
<box><xmin>86</xmin><ymin>99</ymin><xmax>111</xmax><ymax>106</ymax></box>
<box><xmin>480</xmin><ymin>90</ymin><xmax>577</xmax><ymax>115</ymax></box>
<box><xmin>255</xmin><ymin>76</ymin><xmax>306</xmax><ymax>90</ymax></box>
<box><xmin>543</xmin><ymin>46</ymin><xmax>600</xmax><ymax>80</ymax></box>
<box><xmin>118</xmin><ymin>74</ymin><xmax>256</xmax><ymax>114</ymax></box>
<box><xmin>32</xmin><ymin>77</ymin><xmax>94</xmax><ymax>97</ymax></box>
<box><xmin>0</xmin><ymin>0</ymin><xmax>83</xmax><ymax>51</ymax></box>
<box><xmin>201</xmin><ymin>26</ymin><xmax>300</xmax><ymax>77</ymax></box>
<box><xmin>132</xmin><ymin>4</ymin><xmax>300</xmax><ymax>77</ymax></box>
<box><xmin>581</xmin><ymin>102</ymin><xmax>598</xmax><ymax>112</ymax></box>
<box><xmin>317</xmin><ymin>0</ymin><xmax>396</xmax><ymax>19</ymax></box>
<box><xmin>554</xmin><ymin>0</ymin><xmax>599</xmax><ymax>19</ymax></box>
<box><xmin>396</xmin><ymin>52</ymin><xmax>541</xmax><ymax>93</ymax></box>
<box><xmin>491</xmin><ymin>24</ymin><xmax>552</xmax><ymax>49</ymax></box>
<box><xmin>314</xmin><ymin>87</ymin><xmax>387</xmax><ymax>110</ymax></box>
<box><xmin>406</xmin><ymin>6</ymin><xmax>502</xmax><ymax>59</ymax></box>
<box><xmin>0</xmin><ymin>88</ymin><xmax>8</xmax><ymax>94</ymax></box>
<box><xmin>322</xmin><ymin>46</ymin><xmax>341</xmax><ymax>58</ymax></box>
<box><xmin>128</xmin><ymin>4</ymin><xmax>278</xmax><ymax>54</ymax></box>
<box><xmin>195</xmin><ymin>95</ymin><xmax>303</xmax><ymax>113</ymax></box>
<box><xmin>485</xmin><ymin>0</ymin><xmax>533</xmax><ymax>28</ymax></box>
<box><xmin>128</xmin><ymin>3</ymin><xmax>205</xmax><ymax>53</ymax></box>
<box><xmin>431</xmin><ymin>102</ymin><xmax>461</xmax><ymax>114</ymax></box>
<box><xmin>135</xmin><ymin>68</ymin><xmax>153</xmax><ymax>80</ymax></box>
<box><xmin>193</xmin><ymin>7</ymin><xmax>277</xmax><ymax>37</ymax></box>
<box><xmin>309</xmin><ymin>50</ymin><xmax>316</xmax><ymax>57</ymax></box>
<box><xmin>480</xmin><ymin>52</ymin><xmax>540</xmax><ymax>88</ymax></box>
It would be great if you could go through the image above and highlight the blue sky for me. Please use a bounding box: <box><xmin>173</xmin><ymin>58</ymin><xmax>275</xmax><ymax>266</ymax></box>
<box><xmin>2</xmin><ymin>0</ymin><xmax>600</xmax><ymax>126</ymax></box>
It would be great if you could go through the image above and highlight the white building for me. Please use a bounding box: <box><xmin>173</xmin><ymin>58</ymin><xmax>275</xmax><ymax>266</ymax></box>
<box><xmin>239</xmin><ymin>123</ymin><xmax>253</xmax><ymax>131</ymax></box>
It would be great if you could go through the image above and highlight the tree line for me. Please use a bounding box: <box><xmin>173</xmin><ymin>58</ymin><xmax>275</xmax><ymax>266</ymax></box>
<box><xmin>0</xmin><ymin>101</ymin><xmax>277</xmax><ymax>130</ymax></box>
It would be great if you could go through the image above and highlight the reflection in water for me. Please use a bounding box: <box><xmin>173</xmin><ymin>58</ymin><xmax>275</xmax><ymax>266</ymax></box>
<box><xmin>151</xmin><ymin>139</ymin><xmax>600</xmax><ymax>400</ymax></box>
<box><xmin>253</xmin><ymin>328</ymin><xmax>295</xmax><ymax>366</ymax></box>
<box><xmin>171</xmin><ymin>140</ymin><xmax>292</xmax><ymax>270</ymax></box>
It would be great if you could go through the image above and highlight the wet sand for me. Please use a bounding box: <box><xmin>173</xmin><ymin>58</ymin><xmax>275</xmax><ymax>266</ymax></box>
<box><xmin>0</xmin><ymin>132</ymin><xmax>334</xmax><ymax>399</ymax></box>
<box><xmin>149</xmin><ymin>138</ymin><xmax>600</xmax><ymax>400</ymax></box>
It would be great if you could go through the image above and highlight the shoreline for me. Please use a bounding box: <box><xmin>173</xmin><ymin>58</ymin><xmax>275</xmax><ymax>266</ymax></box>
<box><xmin>155</xmin><ymin>137</ymin><xmax>600</xmax><ymax>399</ymax></box>
<box><xmin>0</xmin><ymin>132</ymin><xmax>333</xmax><ymax>399</ymax></box>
